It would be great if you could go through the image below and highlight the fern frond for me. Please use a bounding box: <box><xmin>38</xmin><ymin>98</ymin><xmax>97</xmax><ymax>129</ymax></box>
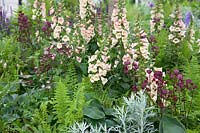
<box><xmin>53</xmin><ymin>80</ymin><xmax>70</xmax><ymax>124</ymax></box>
<box><xmin>64</xmin><ymin>79</ymin><xmax>87</xmax><ymax>127</ymax></box>
<box><xmin>183</xmin><ymin>56</ymin><xmax>200</xmax><ymax>115</ymax></box>
<box><xmin>33</xmin><ymin>102</ymin><xmax>51</xmax><ymax>132</ymax></box>
<box><xmin>183</xmin><ymin>57</ymin><xmax>200</xmax><ymax>86</ymax></box>
<box><xmin>64</xmin><ymin>62</ymin><xmax>78</xmax><ymax>92</ymax></box>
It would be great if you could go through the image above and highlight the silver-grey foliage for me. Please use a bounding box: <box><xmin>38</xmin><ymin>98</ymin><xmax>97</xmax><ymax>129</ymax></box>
<box><xmin>68</xmin><ymin>90</ymin><xmax>157</xmax><ymax>133</ymax></box>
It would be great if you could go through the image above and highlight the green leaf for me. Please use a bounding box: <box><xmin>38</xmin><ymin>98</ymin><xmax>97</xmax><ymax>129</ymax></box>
<box><xmin>103</xmin><ymin>108</ymin><xmax>114</xmax><ymax>116</ymax></box>
<box><xmin>159</xmin><ymin>115</ymin><xmax>186</xmax><ymax>133</ymax></box>
<box><xmin>83</xmin><ymin>106</ymin><xmax>105</xmax><ymax>119</ymax></box>
<box><xmin>79</xmin><ymin>63</ymin><xmax>88</xmax><ymax>75</ymax></box>
<box><xmin>120</xmin><ymin>83</ymin><xmax>130</xmax><ymax>90</ymax></box>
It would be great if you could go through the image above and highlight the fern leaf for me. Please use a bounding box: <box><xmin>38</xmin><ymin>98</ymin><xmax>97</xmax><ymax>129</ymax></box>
<box><xmin>53</xmin><ymin>80</ymin><xmax>70</xmax><ymax>124</ymax></box>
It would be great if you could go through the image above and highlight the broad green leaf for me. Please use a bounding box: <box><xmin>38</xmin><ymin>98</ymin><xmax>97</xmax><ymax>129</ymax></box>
<box><xmin>159</xmin><ymin>115</ymin><xmax>186</xmax><ymax>133</ymax></box>
<box><xmin>83</xmin><ymin>106</ymin><xmax>105</xmax><ymax>120</ymax></box>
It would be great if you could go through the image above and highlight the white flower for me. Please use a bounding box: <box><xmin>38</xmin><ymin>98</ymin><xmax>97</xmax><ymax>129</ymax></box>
<box><xmin>56</xmin><ymin>43</ymin><xmax>62</xmax><ymax>49</ymax></box>
<box><xmin>3</xmin><ymin>63</ymin><xmax>7</xmax><ymax>68</ymax></box>
<box><xmin>169</xmin><ymin>26</ymin><xmax>175</xmax><ymax>32</ymax></box>
<box><xmin>175</xmin><ymin>27</ymin><xmax>181</xmax><ymax>32</ymax></box>
<box><xmin>62</xmin><ymin>35</ymin><xmax>70</xmax><ymax>42</ymax></box>
<box><xmin>99</xmin><ymin>68</ymin><xmax>107</xmax><ymax>76</ymax></box>
<box><xmin>52</xmin><ymin>16</ymin><xmax>57</xmax><ymax>23</ymax></box>
<box><xmin>114</xmin><ymin>60</ymin><xmax>119</xmax><ymax>68</ymax></box>
<box><xmin>54</xmin><ymin>25</ymin><xmax>62</xmax><ymax>33</ymax></box>
<box><xmin>169</xmin><ymin>13</ymin><xmax>175</xmax><ymax>18</ymax></box>
<box><xmin>101</xmin><ymin>77</ymin><xmax>108</xmax><ymax>85</ymax></box>
<box><xmin>58</xmin><ymin>17</ymin><xmax>64</xmax><ymax>25</ymax></box>
<box><xmin>88</xmin><ymin>55</ymin><xmax>97</xmax><ymax>63</ymax></box>
<box><xmin>172</xmin><ymin>38</ymin><xmax>180</xmax><ymax>44</ymax></box>
<box><xmin>179</xmin><ymin>31</ymin><xmax>186</xmax><ymax>36</ymax></box>
<box><xmin>88</xmin><ymin>64</ymin><xmax>97</xmax><ymax>73</ymax></box>
<box><xmin>90</xmin><ymin>74</ymin><xmax>100</xmax><ymax>82</ymax></box>
<box><xmin>35</xmin><ymin>30</ymin><xmax>39</xmax><ymax>37</ymax></box>
<box><xmin>168</xmin><ymin>34</ymin><xmax>174</xmax><ymax>40</ymax></box>
<box><xmin>66</xmin><ymin>28</ymin><xmax>71</xmax><ymax>34</ymax></box>
<box><xmin>32</xmin><ymin>15</ymin><xmax>36</xmax><ymax>20</ymax></box>
<box><xmin>76</xmin><ymin>57</ymin><xmax>82</xmax><ymax>63</ymax></box>
<box><xmin>49</xmin><ymin>8</ymin><xmax>55</xmax><ymax>15</ymax></box>
<box><xmin>53</xmin><ymin>32</ymin><xmax>60</xmax><ymax>39</ymax></box>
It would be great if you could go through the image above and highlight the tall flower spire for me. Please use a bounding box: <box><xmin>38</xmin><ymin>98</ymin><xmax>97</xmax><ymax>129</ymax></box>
<box><xmin>150</xmin><ymin>2</ymin><xmax>164</xmax><ymax>33</ymax></box>
<box><xmin>79</xmin><ymin>0</ymin><xmax>96</xmax><ymax>43</ymax></box>
<box><xmin>168</xmin><ymin>5</ymin><xmax>186</xmax><ymax>45</ymax></box>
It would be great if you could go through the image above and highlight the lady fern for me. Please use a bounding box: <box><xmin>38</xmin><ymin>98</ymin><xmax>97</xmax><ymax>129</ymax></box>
<box><xmin>52</xmin><ymin>64</ymin><xmax>88</xmax><ymax>130</ymax></box>
<box><xmin>33</xmin><ymin>102</ymin><xmax>51</xmax><ymax>132</ymax></box>
<box><xmin>183</xmin><ymin>57</ymin><xmax>200</xmax><ymax>86</ymax></box>
<box><xmin>53</xmin><ymin>80</ymin><xmax>70</xmax><ymax>124</ymax></box>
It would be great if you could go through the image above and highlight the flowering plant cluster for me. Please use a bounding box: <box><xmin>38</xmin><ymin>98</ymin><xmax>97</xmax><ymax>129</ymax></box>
<box><xmin>168</xmin><ymin>6</ymin><xmax>186</xmax><ymax>45</ymax></box>
<box><xmin>79</xmin><ymin>0</ymin><xmax>96</xmax><ymax>43</ymax></box>
<box><xmin>88</xmin><ymin>38</ymin><xmax>111</xmax><ymax>84</ymax></box>
<box><xmin>1</xmin><ymin>0</ymin><xmax>200</xmax><ymax>132</ymax></box>
<box><xmin>18</xmin><ymin>12</ymin><xmax>31</xmax><ymax>43</ymax></box>
<box><xmin>150</xmin><ymin>2</ymin><xmax>164</xmax><ymax>33</ymax></box>
<box><xmin>32</xmin><ymin>0</ymin><xmax>46</xmax><ymax>21</ymax></box>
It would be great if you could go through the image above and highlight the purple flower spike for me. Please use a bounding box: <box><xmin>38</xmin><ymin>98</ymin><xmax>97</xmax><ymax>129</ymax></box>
<box><xmin>185</xmin><ymin>11</ymin><xmax>192</xmax><ymax>27</ymax></box>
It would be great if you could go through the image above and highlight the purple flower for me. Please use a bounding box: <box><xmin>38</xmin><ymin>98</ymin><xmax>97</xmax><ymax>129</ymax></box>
<box><xmin>141</xmin><ymin>79</ymin><xmax>148</xmax><ymax>89</ymax></box>
<box><xmin>177</xmin><ymin>74</ymin><xmax>183</xmax><ymax>81</ymax></box>
<box><xmin>186</xmin><ymin>79</ymin><xmax>192</xmax><ymax>85</ymax></box>
<box><xmin>146</xmin><ymin>69</ymin><xmax>152</xmax><ymax>74</ymax></box>
<box><xmin>185</xmin><ymin>11</ymin><xmax>192</xmax><ymax>27</ymax></box>
<box><xmin>124</xmin><ymin>66</ymin><xmax>129</xmax><ymax>74</ymax></box>
<box><xmin>132</xmin><ymin>61</ymin><xmax>139</xmax><ymax>70</ymax></box>
<box><xmin>161</xmin><ymin>89</ymin><xmax>168</xmax><ymax>95</ymax></box>
<box><xmin>173</xmin><ymin>69</ymin><xmax>179</xmax><ymax>75</ymax></box>
<box><xmin>148</xmin><ymin>2</ymin><xmax>154</xmax><ymax>8</ymax></box>
<box><xmin>173</xmin><ymin>96</ymin><xmax>178</xmax><ymax>102</ymax></box>
<box><xmin>132</xmin><ymin>85</ymin><xmax>138</xmax><ymax>92</ymax></box>
<box><xmin>154</xmin><ymin>71</ymin><xmax>163</xmax><ymax>80</ymax></box>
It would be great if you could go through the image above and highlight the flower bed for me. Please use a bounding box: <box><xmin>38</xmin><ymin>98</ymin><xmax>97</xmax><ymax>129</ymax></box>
<box><xmin>0</xmin><ymin>0</ymin><xmax>200</xmax><ymax>132</ymax></box>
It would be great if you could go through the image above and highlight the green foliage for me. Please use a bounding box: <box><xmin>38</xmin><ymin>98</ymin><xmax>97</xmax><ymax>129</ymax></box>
<box><xmin>70</xmin><ymin>91</ymin><xmax>157</xmax><ymax>133</ymax></box>
<box><xmin>33</xmin><ymin>102</ymin><xmax>51</xmax><ymax>132</ymax></box>
<box><xmin>0</xmin><ymin>37</ymin><xmax>22</xmax><ymax>81</ymax></box>
<box><xmin>159</xmin><ymin>115</ymin><xmax>186</xmax><ymax>133</ymax></box>
<box><xmin>53</xmin><ymin>79</ymin><xmax>70</xmax><ymax>124</ymax></box>
<box><xmin>183</xmin><ymin>57</ymin><xmax>200</xmax><ymax>87</ymax></box>
<box><xmin>52</xmin><ymin>64</ymin><xmax>87</xmax><ymax>130</ymax></box>
<box><xmin>182</xmin><ymin>57</ymin><xmax>200</xmax><ymax>129</ymax></box>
